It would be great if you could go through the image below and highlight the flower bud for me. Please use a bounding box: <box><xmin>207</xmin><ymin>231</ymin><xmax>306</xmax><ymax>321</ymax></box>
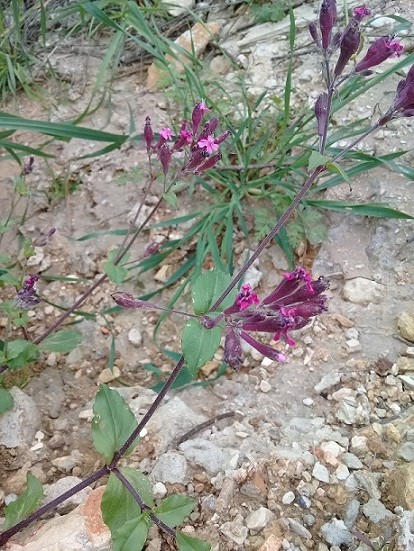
<box><xmin>112</xmin><ymin>292</ymin><xmax>158</xmax><ymax>310</ymax></box>
<box><xmin>334</xmin><ymin>19</ymin><xmax>361</xmax><ymax>77</ymax></box>
<box><xmin>354</xmin><ymin>37</ymin><xmax>404</xmax><ymax>73</ymax></box>
<box><xmin>314</xmin><ymin>93</ymin><xmax>329</xmax><ymax>138</ymax></box>
<box><xmin>224</xmin><ymin>328</ymin><xmax>243</xmax><ymax>370</ymax></box>
<box><xmin>143</xmin><ymin>116</ymin><xmax>154</xmax><ymax>152</ymax></box>
<box><xmin>191</xmin><ymin>101</ymin><xmax>209</xmax><ymax>135</ymax></box>
<box><xmin>319</xmin><ymin>0</ymin><xmax>337</xmax><ymax>50</ymax></box>
<box><xmin>159</xmin><ymin>144</ymin><xmax>172</xmax><ymax>176</ymax></box>
<box><xmin>194</xmin><ymin>152</ymin><xmax>222</xmax><ymax>174</ymax></box>
<box><xmin>309</xmin><ymin>22</ymin><xmax>321</xmax><ymax>47</ymax></box>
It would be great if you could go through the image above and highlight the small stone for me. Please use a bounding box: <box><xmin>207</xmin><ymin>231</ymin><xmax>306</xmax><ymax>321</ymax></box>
<box><xmin>343</xmin><ymin>278</ymin><xmax>385</xmax><ymax>304</ymax></box>
<box><xmin>44</xmin><ymin>476</ymin><xmax>91</xmax><ymax>513</ymax></box>
<box><xmin>128</xmin><ymin>327</ymin><xmax>142</xmax><ymax>347</ymax></box>
<box><xmin>345</xmin><ymin>338</ymin><xmax>362</xmax><ymax>353</ymax></box>
<box><xmin>350</xmin><ymin>436</ymin><xmax>368</xmax><ymax>455</ymax></box>
<box><xmin>398</xmin><ymin>442</ymin><xmax>414</xmax><ymax>462</ymax></box>
<box><xmin>245</xmin><ymin>507</ymin><xmax>274</xmax><ymax>532</ymax></box>
<box><xmin>260</xmin><ymin>380</ymin><xmax>272</xmax><ymax>393</ymax></box>
<box><xmin>398</xmin><ymin>312</ymin><xmax>414</xmax><ymax>342</ymax></box>
<box><xmin>388</xmin><ymin>463</ymin><xmax>414</xmax><ymax>509</ymax></box>
<box><xmin>314</xmin><ymin>372</ymin><xmax>342</xmax><ymax>393</ymax></box>
<box><xmin>220</xmin><ymin>516</ymin><xmax>248</xmax><ymax>545</ymax></box>
<box><xmin>179</xmin><ymin>439</ymin><xmax>228</xmax><ymax>475</ymax></box>
<box><xmin>312</xmin><ymin>462</ymin><xmax>330</xmax><ymax>483</ymax></box>
<box><xmin>0</xmin><ymin>387</ymin><xmax>41</xmax><ymax>448</ymax></box>
<box><xmin>354</xmin><ymin>471</ymin><xmax>381</xmax><ymax>500</ymax></box>
<box><xmin>335</xmin><ymin>464</ymin><xmax>350</xmax><ymax>481</ymax></box>
<box><xmin>153</xmin><ymin>482</ymin><xmax>167</xmax><ymax>499</ymax></box>
<box><xmin>397</xmin><ymin>357</ymin><xmax>414</xmax><ymax>372</ymax></box>
<box><xmin>282</xmin><ymin>491</ymin><xmax>295</xmax><ymax>505</ymax></box>
<box><xmin>303</xmin><ymin>513</ymin><xmax>316</xmax><ymax>527</ymax></box>
<box><xmin>362</xmin><ymin>498</ymin><xmax>392</xmax><ymax>523</ymax></box>
<box><xmin>287</xmin><ymin>518</ymin><xmax>312</xmax><ymax>539</ymax></box>
<box><xmin>321</xmin><ymin>518</ymin><xmax>353</xmax><ymax>546</ymax></box>
<box><xmin>51</xmin><ymin>455</ymin><xmax>77</xmax><ymax>473</ymax></box>
<box><xmin>151</xmin><ymin>452</ymin><xmax>188</xmax><ymax>484</ymax></box>
<box><xmin>398</xmin><ymin>374</ymin><xmax>414</xmax><ymax>390</ymax></box>
<box><xmin>258</xmin><ymin>535</ymin><xmax>283</xmax><ymax>551</ymax></box>
<box><xmin>98</xmin><ymin>366</ymin><xmax>121</xmax><ymax>383</ymax></box>
<box><xmin>303</xmin><ymin>398</ymin><xmax>314</xmax><ymax>406</ymax></box>
<box><xmin>344</xmin><ymin>499</ymin><xmax>360</xmax><ymax>529</ymax></box>
<box><xmin>341</xmin><ymin>452</ymin><xmax>364</xmax><ymax>470</ymax></box>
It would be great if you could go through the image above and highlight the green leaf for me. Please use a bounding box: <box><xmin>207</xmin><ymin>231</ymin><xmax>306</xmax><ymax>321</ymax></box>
<box><xmin>191</xmin><ymin>269</ymin><xmax>236</xmax><ymax>315</ymax></box>
<box><xmin>307</xmin><ymin>200</ymin><xmax>414</xmax><ymax>219</ymax></box>
<box><xmin>163</xmin><ymin>191</ymin><xmax>178</xmax><ymax>209</ymax></box>
<box><xmin>4</xmin><ymin>473</ymin><xmax>43</xmax><ymax>530</ymax></box>
<box><xmin>0</xmin><ymin>388</ymin><xmax>14</xmax><ymax>413</ymax></box>
<box><xmin>154</xmin><ymin>495</ymin><xmax>195</xmax><ymax>528</ymax></box>
<box><xmin>326</xmin><ymin>162</ymin><xmax>350</xmax><ymax>182</ymax></box>
<box><xmin>176</xmin><ymin>531</ymin><xmax>211</xmax><ymax>551</ymax></box>
<box><xmin>0</xmin><ymin>271</ymin><xmax>20</xmax><ymax>285</ymax></box>
<box><xmin>1</xmin><ymin>339</ymin><xmax>39</xmax><ymax>370</ymax></box>
<box><xmin>92</xmin><ymin>385</ymin><xmax>139</xmax><ymax>462</ymax></box>
<box><xmin>101</xmin><ymin>468</ymin><xmax>154</xmax><ymax>538</ymax></box>
<box><xmin>103</xmin><ymin>249</ymin><xmax>128</xmax><ymax>284</ymax></box>
<box><xmin>182</xmin><ymin>320</ymin><xmax>222</xmax><ymax>378</ymax></box>
<box><xmin>308</xmin><ymin>150</ymin><xmax>330</xmax><ymax>171</ymax></box>
<box><xmin>38</xmin><ymin>329</ymin><xmax>82</xmax><ymax>353</ymax></box>
<box><xmin>113</xmin><ymin>515</ymin><xmax>149</xmax><ymax>551</ymax></box>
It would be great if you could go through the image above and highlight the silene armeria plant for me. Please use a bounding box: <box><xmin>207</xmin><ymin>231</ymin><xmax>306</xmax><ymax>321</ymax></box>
<box><xmin>1</xmin><ymin>1</ymin><xmax>414</xmax><ymax>549</ymax></box>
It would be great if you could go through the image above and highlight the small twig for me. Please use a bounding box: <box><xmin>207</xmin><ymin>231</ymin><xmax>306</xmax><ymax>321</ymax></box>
<box><xmin>171</xmin><ymin>411</ymin><xmax>237</xmax><ymax>448</ymax></box>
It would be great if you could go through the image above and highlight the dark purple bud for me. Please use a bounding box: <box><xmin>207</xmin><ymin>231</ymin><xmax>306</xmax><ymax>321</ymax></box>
<box><xmin>23</xmin><ymin>156</ymin><xmax>34</xmax><ymax>175</ymax></box>
<box><xmin>143</xmin><ymin>116</ymin><xmax>154</xmax><ymax>152</ymax></box>
<box><xmin>194</xmin><ymin>152</ymin><xmax>222</xmax><ymax>174</ymax></box>
<box><xmin>112</xmin><ymin>292</ymin><xmax>158</xmax><ymax>310</ymax></box>
<box><xmin>15</xmin><ymin>274</ymin><xmax>41</xmax><ymax>309</ymax></box>
<box><xmin>315</xmin><ymin>93</ymin><xmax>329</xmax><ymax>137</ymax></box>
<box><xmin>224</xmin><ymin>327</ymin><xmax>243</xmax><ymax>369</ymax></box>
<box><xmin>183</xmin><ymin>148</ymin><xmax>208</xmax><ymax>173</ymax></box>
<box><xmin>354</xmin><ymin>37</ymin><xmax>404</xmax><ymax>73</ymax></box>
<box><xmin>392</xmin><ymin>65</ymin><xmax>414</xmax><ymax>112</ymax></box>
<box><xmin>158</xmin><ymin>144</ymin><xmax>172</xmax><ymax>176</ymax></box>
<box><xmin>206</xmin><ymin>117</ymin><xmax>219</xmax><ymax>134</ymax></box>
<box><xmin>334</xmin><ymin>19</ymin><xmax>361</xmax><ymax>77</ymax></box>
<box><xmin>192</xmin><ymin>101</ymin><xmax>209</xmax><ymax>135</ymax></box>
<box><xmin>215</xmin><ymin>130</ymin><xmax>232</xmax><ymax>145</ymax></box>
<box><xmin>319</xmin><ymin>0</ymin><xmax>337</xmax><ymax>50</ymax></box>
<box><xmin>240</xmin><ymin>331</ymin><xmax>286</xmax><ymax>363</ymax></box>
<box><xmin>32</xmin><ymin>226</ymin><xmax>56</xmax><ymax>247</ymax></box>
<box><xmin>143</xmin><ymin>242</ymin><xmax>160</xmax><ymax>257</ymax></box>
<box><xmin>309</xmin><ymin>21</ymin><xmax>321</xmax><ymax>47</ymax></box>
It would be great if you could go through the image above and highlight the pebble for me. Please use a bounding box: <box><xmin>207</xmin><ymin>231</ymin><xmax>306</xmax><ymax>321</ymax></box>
<box><xmin>321</xmin><ymin>518</ymin><xmax>353</xmax><ymax>546</ymax></box>
<box><xmin>179</xmin><ymin>438</ymin><xmax>228</xmax><ymax>475</ymax></box>
<box><xmin>128</xmin><ymin>327</ymin><xmax>143</xmax><ymax>347</ymax></box>
<box><xmin>51</xmin><ymin>455</ymin><xmax>77</xmax><ymax>473</ymax></box>
<box><xmin>220</xmin><ymin>516</ymin><xmax>248</xmax><ymax>545</ymax></box>
<box><xmin>245</xmin><ymin>507</ymin><xmax>274</xmax><ymax>531</ymax></box>
<box><xmin>353</xmin><ymin>471</ymin><xmax>381</xmax><ymax>500</ymax></box>
<box><xmin>398</xmin><ymin>442</ymin><xmax>414</xmax><ymax>462</ymax></box>
<box><xmin>341</xmin><ymin>452</ymin><xmax>364</xmax><ymax>470</ymax></box>
<box><xmin>302</xmin><ymin>398</ymin><xmax>314</xmax><ymax>406</ymax></box>
<box><xmin>397</xmin><ymin>312</ymin><xmax>414</xmax><ymax>343</ymax></box>
<box><xmin>312</xmin><ymin>462</ymin><xmax>330</xmax><ymax>483</ymax></box>
<box><xmin>260</xmin><ymin>380</ymin><xmax>272</xmax><ymax>393</ymax></box>
<box><xmin>0</xmin><ymin>387</ymin><xmax>41</xmax><ymax>448</ymax></box>
<box><xmin>362</xmin><ymin>498</ymin><xmax>392</xmax><ymax>523</ymax></box>
<box><xmin>98</xmin><ymin>366</ymin><xmax>121</xmax><ymax>383</ymax></box>
<box><xmin>335</xmin><ymin>464</ymin><xmax>350</xmax><ymax>481</ymax></box>
<box><xmin>151</xmin><ymin>452</ymin><xmax>188</xmax><ymax>484</ymax></box>
<box><xmin>287</xmin><ymin>518</ymin><xmax>311</xmax><ymax>539</ymax></box>
<box><xmin>388</xmin><ymin>463</ymin><xmax>414</xmax><ymax>509</ymax></box>
<box><xmin>344</xmin><ymin>499</ymin><xmax>360</xmax><ymax>529</ymax></box>
<box><xmin>314</xmin><ymin>372</ymin><xmax>342</xmax><ymax>394</ymax></box>
<box><xmin>343</xmin><ymin>278</ymin><xmax>385</xmax><ymax>304</ymax></box>
<box><xmin>282</xmin><ymin>491</ymin><xmax>295</xmax><ymax>505</ymax></box>
<box><xmin>152</xmin><ymin>482</ymin><xmax>167</xmax><ymax>499</ymax></box>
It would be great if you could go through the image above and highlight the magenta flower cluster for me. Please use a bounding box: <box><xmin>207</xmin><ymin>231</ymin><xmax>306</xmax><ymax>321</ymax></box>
<box><xmin>223</xmin><ymin>268</ymin><xmax>329</xmax><ymax>369</ymax></box>
<box><xmin>143</xmin><ymin>101</ymin><xmax>231</xmax><ymax>177</ymax></box>
<box><xmin>15</xmin><ymin>274</ymin><xmax>41</xmax><ymax>310</ymax></box>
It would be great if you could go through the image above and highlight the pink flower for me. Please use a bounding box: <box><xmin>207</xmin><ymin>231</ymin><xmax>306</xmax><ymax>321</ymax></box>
<box><xmin>160</xmin><ymin>128</ymin><xmax>173</xmax><ymax>140</ymax></box>
<box><xmin>198</xmin><ymin>135</ymin><xmax>219</xmax><ymax>155</ymax></box>
<box><xmin>354</xmin><ymin>37</ymin><xmax>404</xmax><ymax>73</ymax></box>
<box><xmin>353</xmin><ymin>5</ymin><xmax>371</xmax><ymax>18</ymax></box>
<box><xmin>236</xmin><ymin>284</ymin><xmax>260</xmax><ymax>310</ymax></box>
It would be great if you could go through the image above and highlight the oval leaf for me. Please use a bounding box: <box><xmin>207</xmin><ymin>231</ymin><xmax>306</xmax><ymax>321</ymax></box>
<box><xmin>113</xmin><ymin>515</ymin><xmax>149</xmax><ymax>551</ymax></box>
<box><xmin>191</xmin><ymin>269</ymin><xmax>236</xmax><ymax>315</ymax></box>
<box><xmin>154</xmin><ymin>495</ymin><xmax>195</xmax><ymax>528</ymax></box>
<box><xmin>4</xmin><ymin>473</ymin><xmax>43</xmax><ymax>530</ymax></box>
<box><xmin>92</xmin><ymin>385</ymin><xmax>139</xmax><ymax>463</ymax></box>
<box><xmin>38</xmin><ymin>329</ymin><xmax>82</xmax><ymax>353</ymax></box>
<box><xmin>176</xmin><ymin>532</ymin><xmax>211</xmax><ymax>551</ymax></box>
<box><xmin>182</xmin><ymin>320</ymin><xmax>222</xmax><ymax>378</ymax></box>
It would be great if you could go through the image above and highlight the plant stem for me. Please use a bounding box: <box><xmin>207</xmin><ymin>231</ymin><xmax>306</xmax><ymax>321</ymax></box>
<box><xmin>112</xmin><ymin>467</ymin><xmax>175</xmax><ymax>537</ymax></box>
<box><xmin>0</xmin><ymin>466</ymin><xmax>108</xmax><ymax>546</ymax></box>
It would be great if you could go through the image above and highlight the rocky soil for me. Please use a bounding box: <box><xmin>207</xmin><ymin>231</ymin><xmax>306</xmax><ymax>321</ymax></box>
<box><xmin>2</xmin><ymin>0</ymin><xmax>414</xmax><ymax>550</ymax></box>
